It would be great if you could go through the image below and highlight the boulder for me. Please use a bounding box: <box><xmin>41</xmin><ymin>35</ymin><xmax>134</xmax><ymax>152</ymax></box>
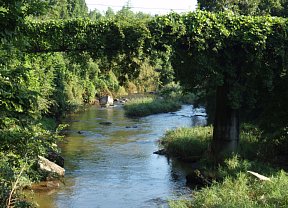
<box><xmin>99</xmin><ymin>96</ymin><xmax>113</xmax><ymax>107</ymax></box>
<box><xmin>38</xmin><ymin>156</ymin><xmax>65</xmax><ymax>177</ymax></box>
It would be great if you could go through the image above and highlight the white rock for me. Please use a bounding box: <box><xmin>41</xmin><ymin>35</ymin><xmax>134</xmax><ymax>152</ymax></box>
<box><xmin>38</xmin><ymin>156</ymin><xmax>65</xmax><ymax>177</ymax></box>
<box><xmin>99</xmin><ymin>96</ymin><xmax>113</xmax><ymax>106</ymax></box>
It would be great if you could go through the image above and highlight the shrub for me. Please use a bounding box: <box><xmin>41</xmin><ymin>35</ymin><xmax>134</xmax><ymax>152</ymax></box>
<box><xmin>159</xmin><ymin>82</ymin><xmax>182</xmax><ymax>99</ymax></box>
<box><xmin>115</xmin><ymin>86</ymin><xmax>128</xmax><ymax>97</ymax></box>
<box><xmin>125</xmin><ymin>81</ymin><xmax>138</xmax><ymax>94</ymax></box>
<box><xmin>134</xmin><ymin>60</ymin><xmax>160</xmax><ymax>93</ymax></box>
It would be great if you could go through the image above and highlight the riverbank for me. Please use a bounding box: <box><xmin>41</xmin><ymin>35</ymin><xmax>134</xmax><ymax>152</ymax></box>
<box><xmin>159</xmin><ymin>126</ymin><xmax>288</xmax><ymax>207</ymax></box>
<box><xmin>0</xmin><ymin>102</ymin><xmax>90</xmax><ymax>207</ymax></box>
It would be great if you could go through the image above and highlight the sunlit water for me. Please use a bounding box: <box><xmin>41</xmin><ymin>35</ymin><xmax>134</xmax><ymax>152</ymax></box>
<box><xmin>32</xmin><ymin>105</ymin><xmax>206</xmax><ymax>208</ymax></box>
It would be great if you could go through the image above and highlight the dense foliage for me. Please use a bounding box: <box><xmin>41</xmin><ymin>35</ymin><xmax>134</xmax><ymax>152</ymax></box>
<box><xmin>197</xmin><ymin>0</ymin><xmax>288</xmax><ymax>17</ymax></box>
<box><xmin>21</xmin><ymin>11</ymin><xmax>288</xmax><ymax>113</ymax></box>
<box><xmin>153</xmin><ymin>11</ymin><xmax>288</xmax><ymax>155</ymax></box>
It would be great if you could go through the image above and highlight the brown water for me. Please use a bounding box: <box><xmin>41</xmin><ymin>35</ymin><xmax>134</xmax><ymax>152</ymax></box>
<box><xmin>32</xmin><ymin>105</ymin><xmax>206</xmax><ymax>208</ymax></box>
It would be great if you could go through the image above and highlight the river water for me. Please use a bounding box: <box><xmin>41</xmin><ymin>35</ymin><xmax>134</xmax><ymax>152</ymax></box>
<box><xmin>33</xmin><ymin>104</ymin><xmax>206</xmax><ymax>208</ymax></box>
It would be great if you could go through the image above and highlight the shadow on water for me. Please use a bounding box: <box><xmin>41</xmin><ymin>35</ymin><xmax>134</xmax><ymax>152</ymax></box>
<box><xmin>31</xmin><ymin>105</ymin><xmax>206</xmax><ymax>208</ymax></box>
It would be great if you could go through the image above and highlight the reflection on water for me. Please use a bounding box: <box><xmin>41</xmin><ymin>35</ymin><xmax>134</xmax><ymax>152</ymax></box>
<box><xmin>32</xmin><ymin>105</ymin><xmax>206</xmax><ymax>208</ymax></box>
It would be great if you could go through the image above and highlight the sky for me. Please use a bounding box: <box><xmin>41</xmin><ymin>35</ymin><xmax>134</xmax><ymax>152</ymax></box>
<box><xmin>85</xmin><ymin>0</ymin><xmax>198</xmax><ymax>15</ymax></box>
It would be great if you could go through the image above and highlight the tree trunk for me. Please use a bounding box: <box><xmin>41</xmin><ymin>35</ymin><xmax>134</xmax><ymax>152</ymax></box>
<box><xmin>211</xmin><ymin>84</ymin><xmax>239</xmax><ymax>159</ymax></box>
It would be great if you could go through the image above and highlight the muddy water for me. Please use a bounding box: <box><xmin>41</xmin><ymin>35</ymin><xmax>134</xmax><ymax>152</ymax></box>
<box><xmin>33</xmin><ymin>105</ymin><xmax>206</xmax><ymax>208</ymax></box>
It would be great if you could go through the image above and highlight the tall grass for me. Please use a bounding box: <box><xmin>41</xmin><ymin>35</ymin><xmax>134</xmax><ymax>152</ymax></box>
<box><xmin>170</xmin><ymin>157</ymin><xmax>288</xmax><ymax>208</ymax></box>
<box><xmin>161</xmin><ymin>126</ymin><xmax>213</xmax><ymax>160</ymax></box>
<box><xmin>160</xmin><ymin>124</ymin><xmax>269</xmax><ymax>161</ymax></box>
<box><xmin>161</xmin><ymin>125</ymin><xmax>288</xmax><ymax>208</ymax></box>
<box><xmin>123</xmin><ymin>97</ymin><xmax>181</xmax><ymax>117</ymax></box>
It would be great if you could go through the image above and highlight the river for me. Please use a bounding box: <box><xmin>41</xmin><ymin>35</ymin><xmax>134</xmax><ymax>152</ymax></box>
<box><xmin>32</xmin><ymin>104</ymin><xmax>206</xmax><ymax>208</ymax></box>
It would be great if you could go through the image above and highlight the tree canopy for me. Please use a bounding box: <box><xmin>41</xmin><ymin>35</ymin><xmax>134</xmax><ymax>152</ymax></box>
<box><xmin>197</xmin><ymin>0</ymin><xmax>288</xmax><ymax>17</ymax></box>
<box><xmin>21</xmin><ymin>11</ymin><xmax>288</xmax><ymax>112</ymax></box>
<box><xmin>20</xmin><ymin>12</ymin><xmax>288</xmax><ymax>151</ymax></box>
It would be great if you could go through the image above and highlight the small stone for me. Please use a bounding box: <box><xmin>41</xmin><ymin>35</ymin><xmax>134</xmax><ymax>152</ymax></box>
<box><xmin>99</xmin><ymin>121</ymin><xmax>112</xmax><ymax>125</ymax></box>
<box><xmin>153</xmin><ymin>149</ymin><xmax>167</xmax><ymax>155</ymax></box>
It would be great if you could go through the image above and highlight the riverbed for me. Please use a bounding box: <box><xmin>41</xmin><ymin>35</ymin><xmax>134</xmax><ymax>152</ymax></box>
<box><xmin>32</xmin><ymin>104</ymin><xmax>206</xmax><ymax>208</ymax></box>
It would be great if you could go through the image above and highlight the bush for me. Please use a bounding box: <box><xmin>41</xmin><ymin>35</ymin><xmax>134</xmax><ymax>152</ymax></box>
<box><xmin>125</xmin><ymin>81</ymin><xmax>138</xmax><ymax>94</ymax></box>
<box><xmin>124</xmin><ymin>97</ymin><xmax>181</xmax><ymax>117</ymax></box>
<box><xmin>159</xmin><ymin>82</ymin><xmax>182</xmax><ymax>99</ymax></box>
<box><xmin>115</xmin><ymin>86</ymin><xmax>128</xmax><ymax>97</ymax></box>
<box><xmin>134</xmin><ymin>60</ymin><xmax>160</xmax><ymax>93</ymax></box>
<box><xmin>0</xmin><ymin>153</ymin><xmax>35</xmax><ymax>208</ymax></box>
<box><xmin>158</xmin><ymin>82</ymin><xmax>196</xmax><ymax>104</ymax></box>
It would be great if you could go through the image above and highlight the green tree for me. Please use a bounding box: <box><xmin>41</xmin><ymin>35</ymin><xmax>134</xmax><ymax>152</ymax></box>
<box><xmin>195</xmin><ymin>0</ymin><xmax>288</xmax><ymax>157</ymax></box>
<box><xmin>197</xmin><ymin>0</ymin><xmax>284</xmax><ymax>16</ymax></box>
<box><xmin>67</xmin><ymin>0</ymin><xmax>88</xmax><ymax>18</ymax></box>
<box><xmin>89</xmin><ymin>9</ymin><xmax>103</xmax><ymax>21</ymax></box>
<box><xmin>37</xmin><ymin>0</ymin><xmax>88</xmax><ymax>19</ymax></box>
<box><xmin>105</xmin><ymin>7</ymin><xmax>116</xmax><ymax>19</ymax></box>
<box><xmin>150</xmin><ymin>12</ymin><xmax>288</xmax><ymax>158</ymax></box>
<box><xmin>0</xmin><ymin>0</ymin><xmax>48</xmax><ymax>40</ymax></box>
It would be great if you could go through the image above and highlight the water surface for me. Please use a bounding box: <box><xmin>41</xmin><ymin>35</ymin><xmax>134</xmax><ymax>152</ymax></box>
<box><xmin>33</xmin><ymin>105</ymin><xmax>206</xmax><ymax>208</ymax></box>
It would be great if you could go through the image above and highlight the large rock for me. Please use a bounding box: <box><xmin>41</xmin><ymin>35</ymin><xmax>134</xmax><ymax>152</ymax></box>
<box><xmin>38</xmin><ymin>156</ymin><xmax>65</xmax><ymax>177</ymax></box>
<box><xmin>99</xmin><ymin>95</ymin><xmax>113</xmax><ymax>107</ymax></box>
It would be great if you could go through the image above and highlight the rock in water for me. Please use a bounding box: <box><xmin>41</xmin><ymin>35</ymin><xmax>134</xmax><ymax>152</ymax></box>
<box><xmin>99</xmin><ymin>96</ymin><xmax>113</xmax><ymax>107</ymax></box>
<box><xmin>99</xmin><ymin>121</ymin><xmax>112</xmax><ymax>125</ymax></box>
<box><xmin>153</xmin><ymin>149</ymin><xmax>167</xmax><ymax>155</ymax></box>
<box><xmin>38</xmin><ymin>156</ymin><xmax>65</xmax><ymax>177</ymax></box>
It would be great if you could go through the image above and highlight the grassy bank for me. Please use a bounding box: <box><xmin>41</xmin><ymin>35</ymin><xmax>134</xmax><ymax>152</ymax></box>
<box><xmin>160</xmin><ymin>126</ymin><xmax>288</xmax><ymax>208</ymax></box>
<box><xmin>123</xmin><ymin>97</ymin><xmax>181</xmax><ymax>117</ymax></box>
<box><xmin>160</xmin><ymin>124</ymin><xmax>273</xmax><ymax>161</ymax></box>
<box><xmin>170</xmin><ymin>157</ymin><xmax>288</xmax><ymax>208</ymax></box>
